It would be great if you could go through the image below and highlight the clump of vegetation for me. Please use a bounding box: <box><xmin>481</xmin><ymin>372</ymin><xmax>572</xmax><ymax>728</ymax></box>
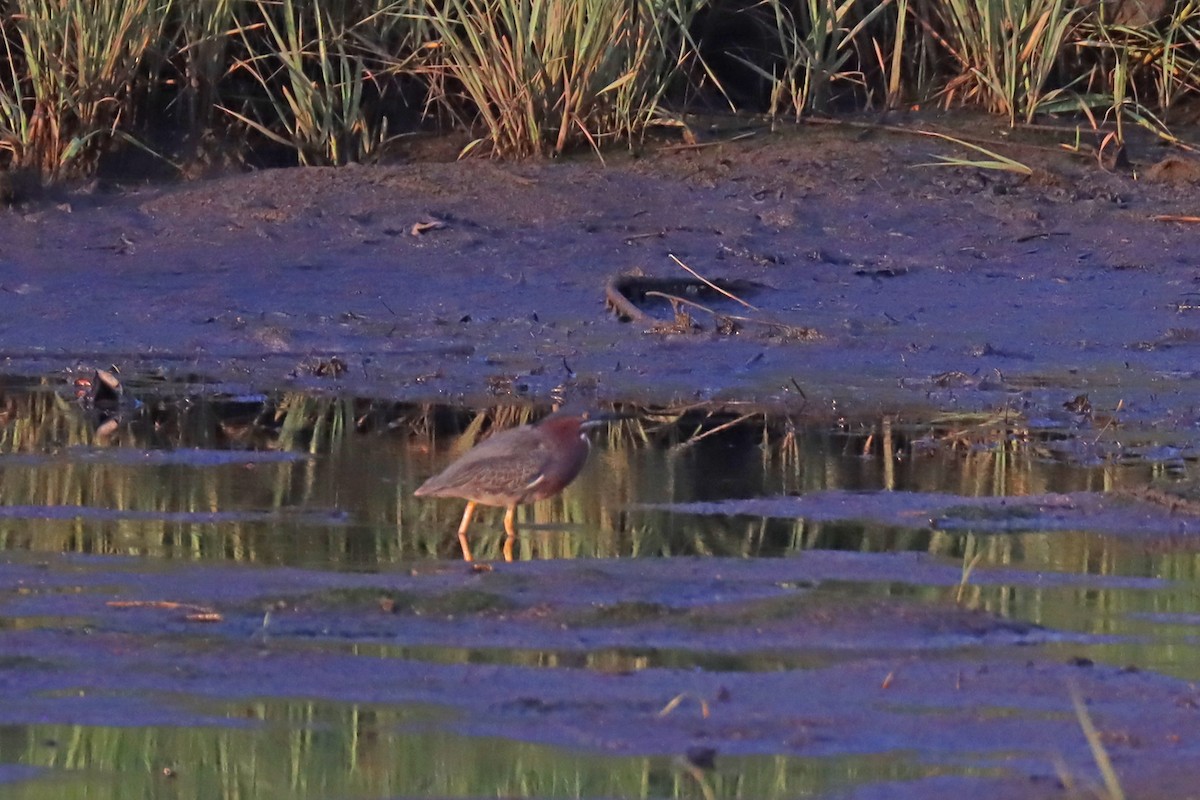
<box><xmin>935</xmin><ymin>0</ymin><xmax>1082</xmax><ymax>125</ymax></box>
<box><xmin>0</xmin><ymin>0</ymin><xmax>1197</xmax><ymax>176</ymax></box>
<box><xmin>741</xmin><ymin>0</ymin><xmax>896</xmax><ymax>116</ymax></box>
<box><xmin>1</xmin><ymin>0</ymin><xmax>173</xmax><ymax>176</ymax></box>
<box><xmin>415</xmin><ymin>0</ymin><xmax>706</xmax><ymax>157</ymax></box>
<box><xmin>221</xmin><ymin>0</ymin><xmax>429</xmax><ymax>165</ymax></box>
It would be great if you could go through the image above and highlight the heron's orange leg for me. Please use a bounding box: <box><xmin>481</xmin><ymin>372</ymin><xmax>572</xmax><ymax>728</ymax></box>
<box><xmin>456</xmin><ymin>500</ymin><xmax>477</xmax><ymax>562</ymax></box>
<box><xmin>502</xmin><ymin>504</ymin><xmax>517</xmax><ymax>562</ymax></box>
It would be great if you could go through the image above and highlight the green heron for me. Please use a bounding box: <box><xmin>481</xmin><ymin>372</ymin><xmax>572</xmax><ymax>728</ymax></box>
<box><xmin>414</xmin><ymin>409</ymin><xmax>607</xmax><ymax>562</ymax></box>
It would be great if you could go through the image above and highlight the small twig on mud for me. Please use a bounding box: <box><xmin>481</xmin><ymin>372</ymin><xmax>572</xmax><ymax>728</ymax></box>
<box><xmin>1152</xmin><ymin>214</ymin><xmax>1200</xmax><ymax>224</ymax></box>
<box><xmin>1069</xmin><ymin>681</ymin><xmax>1127</xmax><ymax>800</ymax></box>
<box><xmin>108</xmin><ymin>600</ymin><xmax>211</xmax><ymax>612</ymax></box>
<box><xmin>658</xmin><ymin>692</ymin><xmax>710</xmax><ymax>719</ymax></box>
<box><xmin>1091</xmin><ymin>399</ymin><xmax>1123</xmax><ymax>445</ymax></box>
<box><xmin>669</xmin><ymin>254</ymin><xmax>759</xmax><ymax>311</ymax></box>
<box><xmin>605</xmin><ymin>276</ymin><xmax>658</xmax><ymax>326</ymax></box>
<box><xmin>410</xmin><ymin>219</ymin><xmax>446</xmax><ymax>236</ymax></box>
<box><xmin>658</xmin><ymin>130</ymin><xmax>760</xmax><ymax>153</ymax></box>
<box><xmin>1015</xmin><ymin>231</ymin><xmax>1068</xmax><ymax>243</ymax></box>
<box><xmin>643</xmin><ymin>291</ymin><xmax>813</xmax><ymax>338</ymax></box>
<box><xmin>107</xmin><ymin>599</ymin><xmax>223</xmax><ymax>623</ymax></box>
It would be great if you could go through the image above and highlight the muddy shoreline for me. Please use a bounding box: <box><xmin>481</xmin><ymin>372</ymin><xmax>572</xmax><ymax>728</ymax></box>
<box><xmin>4</xmin><ymin>117</ymin><xmax>1200</xmax><ymax>798</ymax></box>
<box><xmin>2</xmin><ymin>116</ymin><xmax>1198</xmax><ymax>426</ymax></box>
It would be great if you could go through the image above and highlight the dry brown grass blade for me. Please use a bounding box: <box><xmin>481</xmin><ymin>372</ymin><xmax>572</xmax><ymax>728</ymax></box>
<box><xmin>669</xmin><ymin>253</ymin><xmax>759</xmax><ymax>311</ymax></box>
<box><xmin>642</xmin><ymin>291</ymin><xmax>813</xmax><ymax>338</ymax></box>
<box><xmin>643</xmin><ymin>290</ymin><xmax>718</xmax><ymax>317</ymax></box>
<box><xmin>658</xmin><ymin>692</ymin><xmax>710</xmax><ymax>718</ymax></box>
<box><xmin>1069</xmin><ymin>681</ymin><xmax>1126</xmax><ymax>800</ymax></box>
<box><xmin>671</xmin><ymin>412</ymin><xmax>759</xmax><ymax>452</ymax></box>
<box><xmin>108</xmin><ymin>599</ymin><xmax>223</xmax><ymax>622</ymax></box>
<box><xmin>607</xmin><ymin>272</ymin><xmax>816</xmax><ymax>339</ymax></box>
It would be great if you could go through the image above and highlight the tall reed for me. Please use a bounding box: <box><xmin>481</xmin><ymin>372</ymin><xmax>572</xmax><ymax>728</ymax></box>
<box><xmin>935</xmin><ymin>0</ymin><xmax>1081</xmax><ymax>124</ymax></box>
<box><xmin>1073</xmin><ymin>3</ymin><xmax>1200</xmax><ymax>132</ymax></box>
<box><xmin>223</xmin><ymin>0</ymin><xmax>392</xmax><ymax>166</ymax></box>
<box><xmin>750</xmin><ymin>0</ymin><xmax>895</xmax><ymax>117</ymax></box>
<box><xmin>0</xmin><ymin>0</ymin><xmax>1198</xmax><ymax>176</ymax></box>
<box><xmin>174</xmin><ymin>0</ymin><xmax>238</xmax><ymax>130</ymax></box>
<box><xmin>0</xmin><ymin>17</ymin><xmax>31</xmax><ymax>167</ymax></box>
<box><xmin>1</xmin><ymin>0</ymin><xmax>173</xmax><ymax>175</ymax></box>
<box><xmin>417</xmin><ymin>0</ymin><xmax>705</xmax><ymax>158</ymax></box>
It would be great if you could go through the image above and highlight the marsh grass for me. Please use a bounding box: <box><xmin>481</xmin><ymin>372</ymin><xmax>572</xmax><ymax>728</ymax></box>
<box><xmin>416</xmin><ymin>0</ymin><xmax>706</xmax><ymax>157</ymax></box>
<box><xmin>745</xmin><ymin>0</ymin><xmax>895</xmax><ymax>117</ymax></box>
<box><xmin>0</xmin><ymin>28</ymin><xmax>31</xmax><ymax>167</ymax></box>
<box><xmin>1</xmin><ymin>0</ymin><xmax>1200</xmax><ymax>175</ymax></box>
<box><xmin>2</xmin><ymin>0</ymin><xmax>173</xmax><ymax>175</ymax></box>
<box><xmin>934</xmin><ymin>0</ymin><xmax>1082</xmax><ymax>124</ymax></box>
<box><xmin>1068</xmin><ymin>9</ymin><xmax>1200</xmax><ymax>148</ymax></box>
<box><xmin>1077</xmin><ymin>5</ymin><xmax>1200</xmax><ymax>118</ymax></box>
<box><xmin>174</xmin><ymin>0</ymin><xmax>238</xmax><ymax>130</ymax></box>
<box><xmin>222</xmin><ymin>0</ymin><xmax>391</xmax><ymax>165</ymax></box>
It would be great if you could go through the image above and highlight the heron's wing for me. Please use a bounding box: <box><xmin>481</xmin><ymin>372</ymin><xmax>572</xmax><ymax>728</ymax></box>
<box><xmin>416</xmin><ymin>427</ymin><xmax>552</xmax><ymax>502</ymax></box>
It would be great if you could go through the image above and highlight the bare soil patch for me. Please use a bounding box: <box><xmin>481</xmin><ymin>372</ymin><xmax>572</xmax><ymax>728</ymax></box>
<box><xmin>1</xmin><ymin>115</ymin><xmax>1197</xmax><ymax>426</ymax></box>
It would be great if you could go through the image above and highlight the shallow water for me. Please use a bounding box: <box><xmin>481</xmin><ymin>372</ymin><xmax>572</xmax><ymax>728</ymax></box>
<box><xmin>0</xmin><ymin>379</ymin><xmax>1156</xmax><ymax>565</ymax></box>
<box><xmin>1</xmin><ymin>705</ymin><xmax>957</xmax><ymax>800</ymax></box>
<box><xmin>2</xmin><ymin>379</ymin><xmax>1200</xmax><ymax>798</ymax></box>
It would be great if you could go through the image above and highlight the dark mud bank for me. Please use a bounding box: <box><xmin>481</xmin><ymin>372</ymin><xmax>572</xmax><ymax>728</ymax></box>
<box><xmin>2</xmin><ymin>120</ymin><xmax>1199</xmax><ymax>427</ymax></box>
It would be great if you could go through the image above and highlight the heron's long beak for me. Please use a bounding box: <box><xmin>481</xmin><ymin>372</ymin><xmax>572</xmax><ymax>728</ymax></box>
<box><xmin>580</xmin><ymin>410</ymin><xmax>636</xmax><ymax>429</ymax></box>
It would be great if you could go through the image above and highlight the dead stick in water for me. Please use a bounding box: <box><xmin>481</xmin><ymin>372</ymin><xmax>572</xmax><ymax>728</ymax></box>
<box><xmin>669</xmin><ymin>254</ymin><xmax>759</xmax><ymax>311</ymax></box>
<box><xmin>672</xmin><ymin>412</ymin><xmax>759</xmax><ymax>451</ymax></box>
